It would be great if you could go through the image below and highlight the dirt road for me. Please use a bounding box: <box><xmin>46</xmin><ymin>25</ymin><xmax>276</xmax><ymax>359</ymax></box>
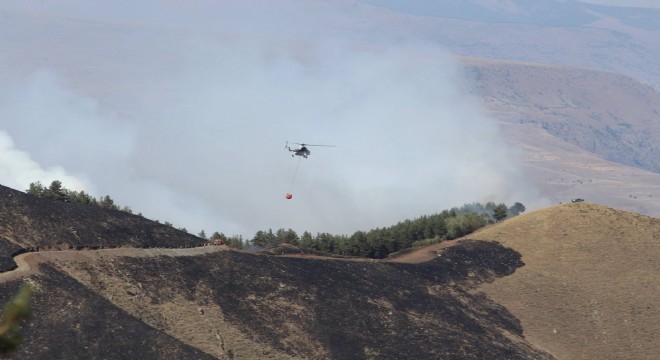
<box><xmin>0</xmin><ymin>245</ymin><xmax>228</xmax><ymax>283</ymax></box>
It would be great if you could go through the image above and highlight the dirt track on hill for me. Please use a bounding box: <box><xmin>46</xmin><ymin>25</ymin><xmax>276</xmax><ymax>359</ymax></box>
<box><xmin>0</xmin><ymin>245</ymin><xmax>229</xmax><ymax>283</ymax></box>
<box><xmin>3</xmin><ymin>241</ymin><xmax>450</xmax><ymax>285</ymax></box>
<box><xmin>0</xmin><ymin>240</ymin><xmax>446</xmax><ymax>284</ymax></box>
<box><xmin>385</xmin><ymin>239</ymin><xmax>461</xmax><ymax>264</ymax></box>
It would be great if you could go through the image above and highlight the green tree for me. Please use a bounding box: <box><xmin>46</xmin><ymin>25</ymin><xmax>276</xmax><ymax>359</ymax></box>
<box><xmin>299</xmin><ymin>231</ymin><xmax>314</xmax><ymax>249</ymax></box>
<box><xmin>46</xmin><ymin>180</ymin><xmax>66</xmax><ymax>201</ymax></box>
<box><xmin>366</xmin><ymin>230</ymin><xmax>389</xmax><ymax>259</ymax></box>
<box><xmin>315</xmin><ymin>233</ymin><xmax>336</xmax><ymax>253</ymax></box>
<box><xmin>225</xmin><ymin>235</ymin><xmax>244</xmax><ymax>249</ymax></box>
<box><xmin>285</xmin><ymin>229</ymin><xmax>299</xmax><ymax>245</ymax></box>
<box><xmin>508</xmin><ymin>202</ymin><xmax>526</xmax><ymax>216</ymax></box>
<box><xmin>493</xmin><ymin>203</ymin><xmax>508</xmax><ymax>222</ymax></box>
<box><xmin>348</xmin><ymin>231</ymin><xmax>369</xmax><ymax>257</ymax></box>
<box><xmin>445</xmin><ymin>216</ymin><xmax>464</xmax><ymax>239</ymax></box>
<box><xmin>275</xmin><ymin>228</ymin><xmax>299</xmax><ymax>244</ymax></box>
<box><xmin>99</xmin><ymin>195</ymin><xmax>118</xmax><ymax>210</ymax></box>
<box><xmin>210</xmin><ymin>232</ymin><xmax>227</xmax><ymax>244</ymax></box>
<box><xmin>266</xmin><ymin>229</ymin><xmax>276</xmax><ymax>246</ymax></box>
<box><xmin>428</xmin><ymin>215</ymin><xmax>447</xmax><ymax>239</ymax></box>
<box><xmin>68</xmin><ymin>190</ymin><xmax>96</xmax><ymax>205</ymax></box>
<box><xmin>251</xmin><ymin>230</ymin><xmax>271</xmax><ymax>248</ymax></box>
<box><xmin>26</xmin><ymin>182</ymin><xmax>45</xmax><ymax>197</ymax></box>
<box><xmin>484</xmin><ymin>201</ymin><xmax>497</xmax><ymax>213</ymax></box>
<box><xmin>446</xmin><ymin>213</ymin><xmax>487</xmax><ymax>239</ymax></box>
<box><xmin>26</xmin><ymin>179</ymin><xmax>140</xmax><ymax>215</ymax></box>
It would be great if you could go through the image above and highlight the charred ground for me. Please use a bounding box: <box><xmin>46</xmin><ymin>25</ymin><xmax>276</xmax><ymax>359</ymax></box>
<box><xmin>0</xmin><ymin>184</ymin><xmax>203</xmax><ymax>258</ymax></box>
<box><xmin>0</xmin><ymin>266</ymin><xmax>216</xmax><ymax>359</ymax></box>
<box><xmin>0</xmin><ymin>184</ymin><xmax>556</xmax><ymax>359</ymax></box>
<box><xmin>37</xmin><ymin>240</ymin><xmax>550</xmax><ymax>359</ymax></box>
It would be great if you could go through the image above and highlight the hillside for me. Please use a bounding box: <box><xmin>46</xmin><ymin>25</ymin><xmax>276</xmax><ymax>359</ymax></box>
<box><xmin>0</xmin><ymin>185</ymin><xmax>204</xmax><ymax>257</ymax></box>
<box><xmin>362</xmin><ymin>0</ymin><xmax>660</xmax><ymax>87</ymax></box>
<box><xmin>498</xmin><ymin>122</ymin><xmax>660</xmax><ymax>217</ymax></box>
<box><xmin>362</xmin><ymin>0</ymin><xmax>660</xmax><ymax>30</ymax></box>
<box><xmin>2</xmin><ymin>183</ymin><xmax>659</xmax><ymax>358</ymax></box>
<box><xmin>0</xmin><ymin>185</ymin><xmax>552</xmax><ymax>359</ymax></box>
<box><xmin>457</xmin><ymin>57</ymin><xmax>660</xmax><ymax>218</ymax></box>
<box><xmin>389</xmin><ymin>202</ymin><xmax>660</xmax><ymax>359</ymax></box>
<box><xmin>460</xmin><ymin>58</ymin><xmax>660</xmax><ymax>173</ymax></box>
<box><xmin>471</xmin><ymin>202</ymin><xmax>659</xmax><ymax>360</ymax></box>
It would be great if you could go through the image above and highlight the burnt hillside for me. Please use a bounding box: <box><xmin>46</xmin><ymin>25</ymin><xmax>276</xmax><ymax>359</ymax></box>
<box><xmin>0</xmin><ymin>181</ymin><xmax>552</xmax><ymax>359</ymax></box>
<box><xmin>0</xmin><ymin>181</ymin><xmax>564</xmax><ymax>360</ymax></box>
<box><xmin>0</xmin><ymin>184</ymin><xmax>203</xmax><ymax>261</ymax></box>
<box><xmin>0</xmin><ymin>268</ymin><xmax>216</xmax><ymax>359</ymax></box>
<box><xmin>41</xmin><ymin>241</ymin><xmax>553</xmax><ymax>359</ymax></box>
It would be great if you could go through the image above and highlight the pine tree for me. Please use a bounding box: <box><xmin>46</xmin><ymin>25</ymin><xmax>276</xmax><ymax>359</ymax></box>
<box><xmin>45</xmin><ymin>180</ymin><xmax>66</xmax><ymax>201</ymax></box>
<box><xmin>251</xmin><ymin>230</ymin><xmax>269</xmax><ymax>247</ymax></box>
<box><xmin>99</xmin><ymin>195</ymin><xmax>117</xmax><ymax>210</ymax></box>
<box><xmin>299</xmin><ymin>231</ymin><xmax>314</xmax><ymax>249</ymax></box>
<box><xmin>493</xmin><ymin>204</ymin><xmax>508</xmax><ymax>221</ymax></box>
<box><xmin>26</xmin><ymin>182</ymin><xmax>45</xmax><ymax>197</ymax></box>
<box><xmin>508</xmin><ymin>202</ymin><xmax>526</xmax><ymax>216</ymax></box>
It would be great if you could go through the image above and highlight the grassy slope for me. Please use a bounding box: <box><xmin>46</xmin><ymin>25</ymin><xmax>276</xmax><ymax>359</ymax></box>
<box><xmin>470</xmin><ymin>202</ymin><xmax>660</xmax><ymax>360</ymax></box>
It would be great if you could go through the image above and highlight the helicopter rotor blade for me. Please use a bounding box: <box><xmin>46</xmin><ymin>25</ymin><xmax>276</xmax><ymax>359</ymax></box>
<box><xmin>294</xmin><ymin>142</ymin><xmax>335</xmax><ymax>147</ymax></box>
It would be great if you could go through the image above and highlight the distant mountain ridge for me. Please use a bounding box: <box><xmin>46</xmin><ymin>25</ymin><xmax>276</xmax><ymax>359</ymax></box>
<box><xmin>459</xmin><ymin>58</ymin><xmax>660</xmax><ymax>173</ymax></box>
<box><xmin>359</xmin><ymin>0</ymin><xmax>660</xmax><ymax>91</ymax></box>
<box><xmin>360</xmin><ymin>0</ymin><xmax>660</xmax><ymax>30</ymax></box>
<box><xmin>452</xmin><ymin>56</ymin><xmax>660</xmax><ymax>217</ymax></box>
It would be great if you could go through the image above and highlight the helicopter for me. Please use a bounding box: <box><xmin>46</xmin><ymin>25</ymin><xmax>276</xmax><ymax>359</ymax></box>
<box><xmin>284</xmin><ymin>141</ymin><xmax>335</xmax><ymax>158</ymax></box>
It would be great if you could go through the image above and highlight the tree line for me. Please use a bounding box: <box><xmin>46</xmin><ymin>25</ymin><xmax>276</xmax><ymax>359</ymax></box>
<box><xmin>26</xmin><ymin>180</ymin><xmax>244</xmax><ymax>248</ymax></box>
<box><xmin>26</xmin><ymin>180</ymin><xmax>131</xmax><ymax>212</ymax></box>
<box><xmin>25</xmin><ymin>180</ymin><xmax>524</xmax><ymax>257</ymax></box>
<box><xmin>249</xmin><ymin>201</ymin><xmax>525</xmax><ymax>259</ymax></box>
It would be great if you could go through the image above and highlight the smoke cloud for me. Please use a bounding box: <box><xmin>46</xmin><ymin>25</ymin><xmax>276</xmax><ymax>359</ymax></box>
<box><xmin>0</xmin><ymin>1</ymin><xmax>542</xmax><ymax>237</ymax></box>
<box><xmin>0</xmin><ymin>130</ymin><xmax>90</xmax><ymax>192</ymax></box>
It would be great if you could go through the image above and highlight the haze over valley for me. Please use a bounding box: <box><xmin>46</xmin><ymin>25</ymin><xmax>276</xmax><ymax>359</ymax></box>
<box><xmin>2</xmin><ymin>1</ymin><xmax>659</xmax><ymax>238</ymax></box>
<box><xmin>1</xmin><ymin>1</ymin><xmax>659</xmax><ymax>359</ymax></box>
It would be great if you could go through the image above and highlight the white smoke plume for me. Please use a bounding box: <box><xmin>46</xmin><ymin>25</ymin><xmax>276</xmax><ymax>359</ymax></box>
<box><xmin>0</xmin><ymin>1</ymin><xmax>542</xmax><ymax>237</ymax></box>
<box><xmin>0</xmin><ymin>130</ymin><xmax>90</xmax><ymax>193</ymax></box>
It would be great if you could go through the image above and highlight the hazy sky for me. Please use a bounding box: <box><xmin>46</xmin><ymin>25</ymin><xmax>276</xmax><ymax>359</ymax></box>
<box><xmin>581</xmin><ymin>0</ymin><xmax>660</xmax><ymax>8</ymax></box>
<box><xmin>0</xmin><ymin>1</ymin><xmax>543</xmax><ymax>238</ymax></box>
